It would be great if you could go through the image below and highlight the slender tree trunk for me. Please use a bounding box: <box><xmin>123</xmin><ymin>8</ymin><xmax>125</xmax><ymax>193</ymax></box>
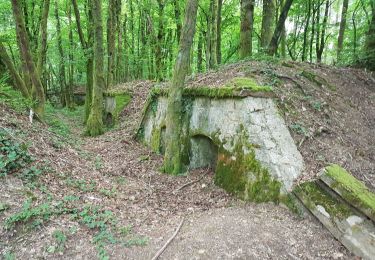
<box><xmin>116</xmin><ymin>0</ymin><xmax>123</xmax><ymax>83</ymax></box>
<box><xmin>364</xmin><ymin>0</ymin><xmax>375</xmax><ymax>70</ymax></box>
<box><xmin>197</xmin><ymin>30</ymin><xmax>203</xmax><ymax>72</ymax></box>
<box><xmin>129</xmin><ymin>0</ymin><xmax>135</xmax><ymax>79</ymax></box>
<box><xmin>209</xmin><ymin>0</ymin><xmax>218</xmax><ymax>68</ymax></box>
<box><xmin>0</xmin><ymin>42</ymin><xmax>30</xmax><ymax>98</ymax></box>
<box><xmin>156</xmin><ymin>0</ymin><xmax>165</xmax><ymax>81</ymax></box>
<box><xmin>261</xmin><ymin>0</ymin><xmax>276</xmax><ymax>49</ymax></box>
<box><xmin>54</xmin><ymin>0</ymin><xmax>67</xmax><ymax>107</ymax></box>
<box><xmin>337</xmin><ymin>0</ymin><xmax>349</xmax><ymax>61</ymax></box>
<box><xmin>317</xmin><ymin>0</ymin><xmax>329</xmax><ymax>63</ymax></box>
<box><xmin>302</xmin><ymin>0</ymin><xmax>311</xmax><ymax>61</ymax></box>
<box><xmin>163</xmin><ymin>0</ymin><xmax>199</xmax><ymax>174</ymax></box>
<box><xmin>267</xmin><ymin>0</ymin><xmax>293</xmax><ymax>56</ymax></box>
<box><xmin>86</xmin><ymin>0</ymin><xmax>104</xmax><ymax>136</ymax></box>
<box><xmin>239</xmin><ymin>0</ymin><xmax>255</xmax><ymax>59</ymax></box>
<box><xmin>37</xmin><ymin>0</ymin><xmax>50</xmax><ymax>79</ymax></box>
<box><xmin>217</xmin><ymin>0</ymin><xmax>222</xmax><ymax>64</ymax></box>
<box><xmin>107</xmin><ymin>0</ymin><xmax>116</xmax><ymax>88</ymax></box>
<box><xmin>67</xmin><ymin>3</ymin><xmax>75</xmax><ymax>108</ymax></box>
<box><xmin>173</xmin><ymin>0</ymin><xmax>182</xmax><ymax>42</ymax></box>
<box><xmin>11</xmin><ymin>0</ymin><xmax>46</xmax><ymax>118</ymax></box>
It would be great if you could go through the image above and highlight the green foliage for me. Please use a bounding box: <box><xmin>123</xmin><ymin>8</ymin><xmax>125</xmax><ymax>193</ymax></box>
<box><xmin>3</xmin><ymin>251</ymin><xmax>15</xmax><ymax>260</ymax></box>
<box><xmin>0</xmin><ymin>80</ymin><xmax>32</xmax><ymax>112</ymax></box>
<box><xmin>0</xmin><ymin>202</ymin><xmax>10</xmax><ymax>212</ymax></box>
<box><xmin>4</xmin><ymin>200</ymin><xmax>56</xmax><ymax>230</ymax></box>
<box><xmin>95</xmin><ymin>156</ymin><xmax>104</xmax><ymax>170</ymax></box>
<box><xmin>0</xmin><ymin>129</ymin><xmax>33</xmax><ymax>177</ymax></box>
<box><xmin>45</xmin><ymin>104</ymin><xmax>72</xmax><ymax>137</ymax></box>
<box><xmin>47</xmin><ymin>230</ymin><xmax>67</xmax><ymax>253</ymax></box>
<box><xmin>99</xmin><ymin>187</ymin><xmax>117</xmax><ymax>198</ymax></box>
<box><xmin>290</xmin><ymin>123</ymin><xmax>307</xmax><ymax>136</ymax></box>
<box><xmin>65</xmin><ymin>178</ymin><xmax>97</xmax><ymax>192</ymax></box>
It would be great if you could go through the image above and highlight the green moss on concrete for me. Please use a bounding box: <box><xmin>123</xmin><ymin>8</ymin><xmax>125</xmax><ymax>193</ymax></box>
<box><xmin>325</xmin><ymin>164</ymin><xmax>375</xmax><ymax>220</ymax></box>
<box><xmin>114</xmin><ymin>94</ymin><xmax>131</xmax><ymax>118</ymax></box>
<box><xmin>147</xmin><ymin>77</ymin><xmax>272</xmax><ymax>100</ymax></box>
<box><xmin>150</xmin><ymin>127</ymin><xmax>162</xmax><ymax>153</ymax></box>
<box><xmin>214</xmin><ymin>130</ymin><xmax>281</xmax><ymax>203</ymax></box>
<box><xmin>279</xmin><ymin>193</ymin><xmax>305</xmax><ymax>217</ymax></box>
<box><xmin>294</xmin><ymin>181</ymin><xmax>352</xmax><ymax>219</ymax></box>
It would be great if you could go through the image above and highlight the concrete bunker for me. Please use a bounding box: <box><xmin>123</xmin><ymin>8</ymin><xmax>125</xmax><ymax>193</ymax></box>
<box><xmin>137</xmin><ymin>77</ymin><xmax>305</xmax><ymax>201</ymax></box>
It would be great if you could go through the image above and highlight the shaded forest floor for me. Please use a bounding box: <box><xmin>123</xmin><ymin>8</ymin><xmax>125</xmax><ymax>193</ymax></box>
<box><xmin>1</xmin><ymin>60</ymin><xmax>374</xmax><ymax>259</ymax></box>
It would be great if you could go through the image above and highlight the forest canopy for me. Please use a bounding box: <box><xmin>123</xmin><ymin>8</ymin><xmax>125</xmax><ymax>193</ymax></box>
<box><xmin>0</xmin><ymin>0</ymin><xmax>374</xmax><ymax>129</ymax></box>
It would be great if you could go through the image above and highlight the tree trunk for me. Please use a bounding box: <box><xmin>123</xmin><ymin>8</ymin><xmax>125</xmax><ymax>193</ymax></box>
<box><xmin>173</xmin><ymin>0</ymin><xmax>182</xmax><ymax>42</ymax></box>
<box><xmin>197</xmin><ymin>30</ymin><xmax>203</xmax><ymax>72</ymax></box>
<box><xmin>107</xmin><ymin>0</ymin><xmax>116</xmax><ymax>88</ymax></box>
<box><xmin>0</xmin><ymin>42</ymin><xmax>30</xmax><ymax>98</ymax></box>
<box><xmin>37</xmin><ymin>0</ymin><xmax>50</xmax><ymax>80</ymax></box>
<box><xmin>156</xmin><ymin>0</ymin><xmax>165</xmax><ymax>81</ymax></box>
<box><xmin>54</xmin><ymin>0</ymin><xmax>67</xmax><ymax>107</ymax></box>
<box><xmin>337</xmin><ymin>0</ymin><xmax>349</xmax><ymax>61</ymax></box>
<box><xmin>364</xmin><ymin>0</ymin><xmax>375</xmax><ymax>70</ymax></box>
<box><xmin>267</xmin><ymin>0</ymin><xmax>293</xmax><ymax>56</ymax></box>
<box><xmin>116</xmin><ymin>0</ymin><xmax>123</xmax><ymax>83</ymax></box>
<box><xmin>261</xmin><ymin>0</ymin><xmax>275</xmax><ymax>49</ymax></box>
<box><xmin>67</xmin><ymin>3</ymin><xmax>75</xmax><ymax>109</ymax></box>
<box><xmin>86</xmin><ymin>0</ymin><xmax>105</xmax><ymax>136</ymax></box>
<box><xmin>239</xmin><ymin>0</ymin><xmax>254</xmax><ymax>59</ymax></box>
<box><xmin>11</xmin><ymin>0</ymin><xmax>46</xmax><ymax>118</ymax></box>
<box><xmin>217</xmin><ymin>0</ymin><xmax>223</xmax><ymax>64</ymax></box>
<box><xmin>317</xmin><ymin>0</ymin><xmax>329</xmax><ymax>63</ymax></box>
<box><xmin>209</xmin><ymin>0</ymin><xmax>218</xmax><ymax>68</ymax></box>
<box><xmin>163</xmin><ymin>0</ymin><xmax>198</xmax><ymax>174</ymax></box>
<box><xmin>302</xmin><ymin>0</ymin><xmax>311</xmax><ymax>61</ymax></box>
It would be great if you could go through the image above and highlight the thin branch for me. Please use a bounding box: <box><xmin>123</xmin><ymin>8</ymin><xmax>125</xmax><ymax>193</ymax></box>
<box><xmin>151</xmin><ymin>217</ymin><xmax>185</xmax><ymax>260</ymax></box>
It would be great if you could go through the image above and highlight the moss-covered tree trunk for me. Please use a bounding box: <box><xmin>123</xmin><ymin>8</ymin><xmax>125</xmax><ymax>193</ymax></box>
<box><xmin>86</xmin><ymin>0</ymin><xmax>104</xmax><ymax>136</ymax></box>
<box><xmin>163</xmin><ymin>0</ymin><xmax>198</xmax><ymax>174</ymax></box>
<box><xmin>107</xmin><ymin>0</ymin><xmax>116</xmax><ymax>88</ymax></box>
<box><xmin>0</xmin><ymin>42</ymin><xmax>30</xmax><ymax>98</ymax></box>
<box><xmin>239</xmin><ymin>0</ymin><xmax>254</xmax><ymax>59</ymax></box>
<box><xmin>261</xmin><ymin>0</ymin><xmax>275</xmax><ymax>50</ymax></box>
<box><xmin>11</xmin><ymin>0</ymin><xmax>46</xmax><ymax>118</ymax></box>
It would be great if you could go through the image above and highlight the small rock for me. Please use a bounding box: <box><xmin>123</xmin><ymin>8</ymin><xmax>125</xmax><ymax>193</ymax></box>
<box><xmin>201</xmin><ymin>184</ymin><xmax>207</xmax><ymax>188</ymax></box>
<box><xmin>198</xmin><ymin>249</ymin><xmax>205</xmax><ymax>254</ymax></box>
<box><xmin>129</xmin><ymin>196</ymin><xmax>136</xmax><ymax>201</ymax></box>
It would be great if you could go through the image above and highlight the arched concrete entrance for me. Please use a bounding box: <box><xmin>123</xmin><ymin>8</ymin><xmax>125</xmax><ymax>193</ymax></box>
<box><xmin>189</xmin><ymin>134</ymin><xmax>218</xmax><ymax>170</ymax></box>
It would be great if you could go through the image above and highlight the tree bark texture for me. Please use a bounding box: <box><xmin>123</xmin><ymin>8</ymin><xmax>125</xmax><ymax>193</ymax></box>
<box><xmin>163</xmin><ymin>0</ymin><xmax>198</xmax><ymax>174</ymax></box>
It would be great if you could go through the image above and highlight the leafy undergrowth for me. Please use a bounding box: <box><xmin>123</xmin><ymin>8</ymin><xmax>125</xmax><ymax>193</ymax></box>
<box><xmin>0</xmin><ymin>115</ymin><xmax>147</xmax><ymax>259</ymax></box>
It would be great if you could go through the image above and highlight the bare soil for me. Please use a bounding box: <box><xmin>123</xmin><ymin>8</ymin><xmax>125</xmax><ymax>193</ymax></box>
<box><xmin>2</xmin><ymin>60</ymin><xmax>373</xmax><ymax>259</ymax></box>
